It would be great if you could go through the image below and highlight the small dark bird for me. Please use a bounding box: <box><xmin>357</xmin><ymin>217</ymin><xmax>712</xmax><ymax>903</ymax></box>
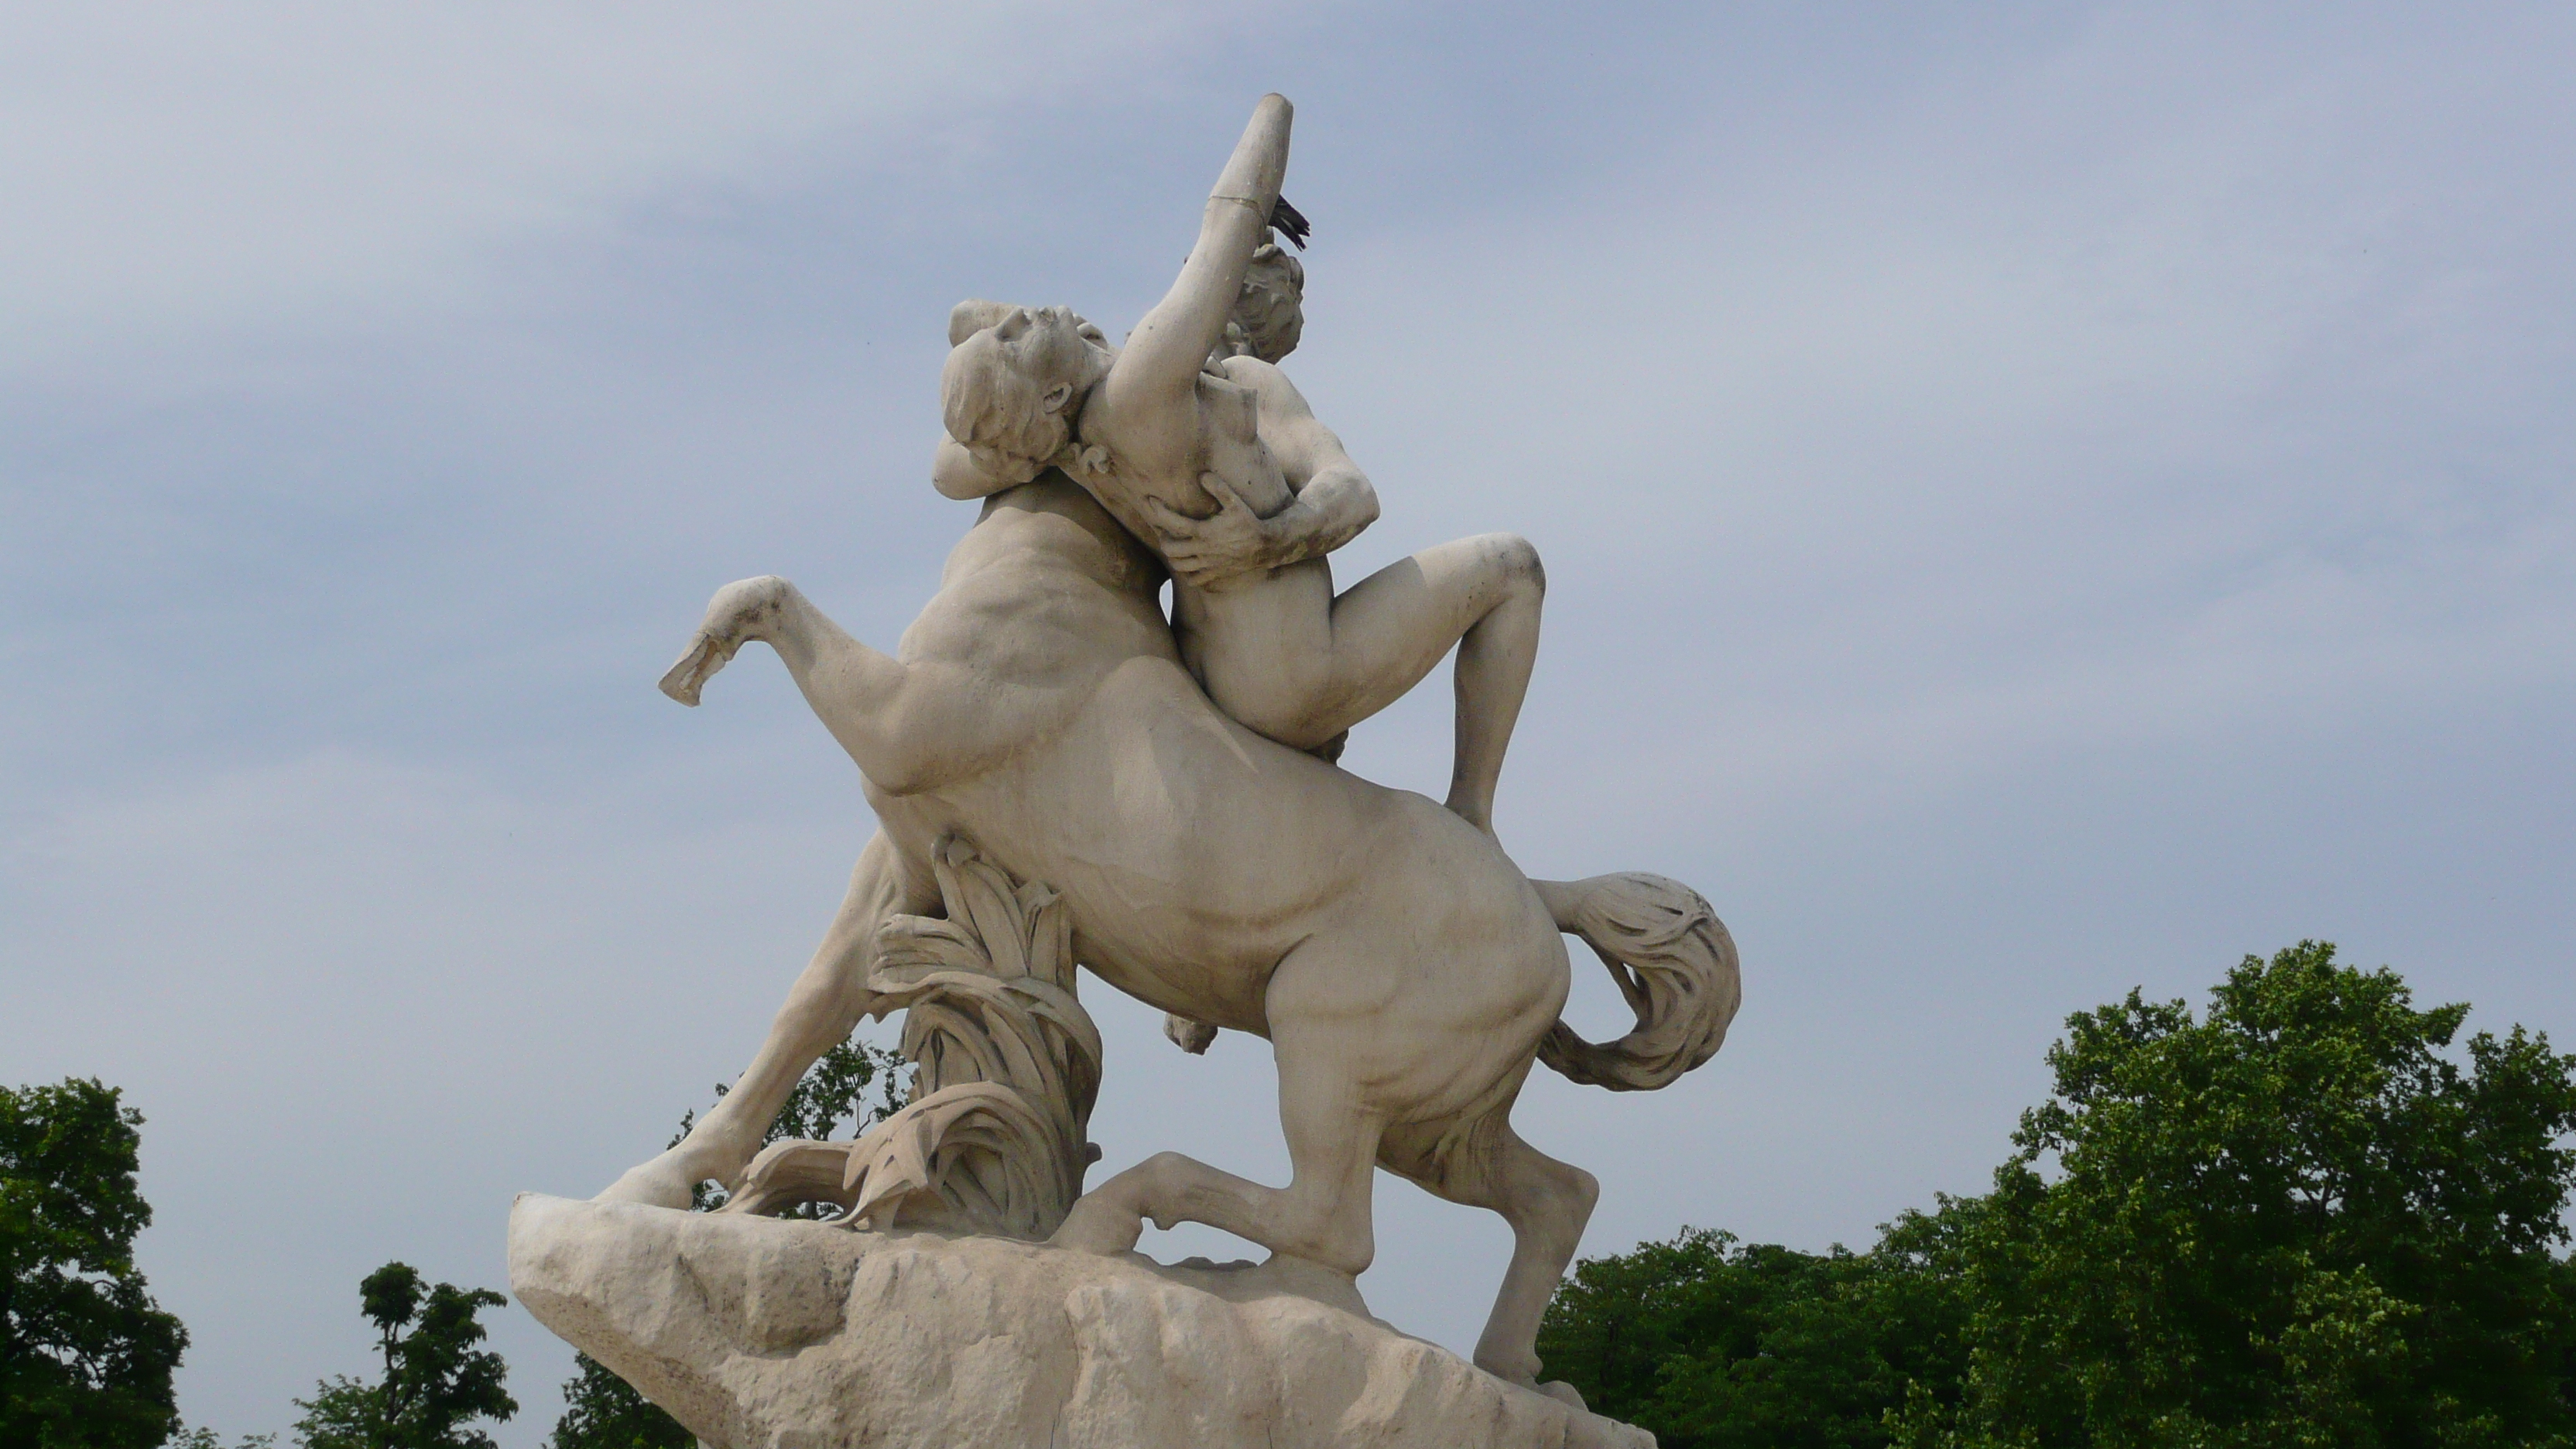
<box><xmin>1269</xmin><ymin>195</ymin><xmax>1311</xmax><ymax>250</ymax></box>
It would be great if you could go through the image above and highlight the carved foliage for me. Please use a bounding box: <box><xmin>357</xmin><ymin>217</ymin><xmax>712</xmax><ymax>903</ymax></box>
<box><xmin>723</xmin><ymin>837</ymin><xmax>1102</xmax><ymax>1239</ymax></box>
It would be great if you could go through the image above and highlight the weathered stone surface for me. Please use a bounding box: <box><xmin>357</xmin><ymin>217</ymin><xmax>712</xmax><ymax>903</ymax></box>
<box><xmin>509</xmin><ymin>1194</ymin><xmax>1652</xmax><ymax>1449</ymax></box>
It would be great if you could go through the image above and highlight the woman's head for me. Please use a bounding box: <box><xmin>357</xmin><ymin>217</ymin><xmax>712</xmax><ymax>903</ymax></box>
<box><xmin>941</xmin><ymin>303</ymin><xmax>1108</xmax><ymax>483</ymax></box>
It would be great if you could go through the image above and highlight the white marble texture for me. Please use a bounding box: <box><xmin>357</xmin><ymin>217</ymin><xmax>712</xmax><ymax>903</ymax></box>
<box><xmin>580</xmin><ymin>94</ymin><xmax>1738</xmax><ymax>1420</ymax></box>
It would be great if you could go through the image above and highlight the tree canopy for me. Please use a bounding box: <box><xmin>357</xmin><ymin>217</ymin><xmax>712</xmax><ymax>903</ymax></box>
<box><xmin>1540</xmin><ymin>943</ymin><xmax>2576</xmax><ymax>1447</ymax></box>
<box><xmin>547</xmin><ymin>1354</ymin><xmax>693</xmax><ymax>1449</ymax></box>
<box><xmin>1</xmin><ymin>1077</ymin><xmax>188</xmax><ymax>1449</ymax></box>
<box><xmin>1539</xmin><ymin>1221</ymin><xmax>1971</xmax><ymax>1448</ymax></box>
<box><xmin>293</xmin><ymin>1262</ymin><xmax>515</xmax><ymax>1449</ymax></box>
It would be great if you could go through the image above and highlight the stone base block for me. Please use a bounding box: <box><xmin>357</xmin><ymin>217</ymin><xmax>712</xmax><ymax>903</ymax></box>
<box><xmin>507</xmin><ymin>1193</ymin><xmax>1650</xmax><ymax>1448</ymax></box>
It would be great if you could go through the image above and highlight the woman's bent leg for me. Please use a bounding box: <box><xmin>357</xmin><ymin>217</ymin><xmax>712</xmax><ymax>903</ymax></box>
<box><xmin>1440</xmin><ymin>535</ymin><xmax>1543</xmax><ymax>832</ymax></box>
<box><xmin>1194</xmin><ymin>533</ymin><xmax>1541</xmax><ymax>831</ymax></box>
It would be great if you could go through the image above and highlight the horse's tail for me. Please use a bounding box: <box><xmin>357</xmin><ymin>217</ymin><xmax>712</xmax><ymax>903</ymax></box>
<box><xmin>1530</xmin><ymin>873</ymin><xmax>1740</xmax><ymax>1091</ymax></box>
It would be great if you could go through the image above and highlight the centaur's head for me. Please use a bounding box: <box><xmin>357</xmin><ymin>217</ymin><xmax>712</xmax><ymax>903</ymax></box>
<box><xmin>940</xmin><ymin>303</ymin><xmax>1112</xmax><ymax>484</ymax></box>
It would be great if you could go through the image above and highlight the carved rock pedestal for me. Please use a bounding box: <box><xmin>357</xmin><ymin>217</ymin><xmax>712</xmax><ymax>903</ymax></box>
<box><xmin>509</xmin><ymin>1193</ymin><xmax>1653</xmax><ymax>1449</ymax></box>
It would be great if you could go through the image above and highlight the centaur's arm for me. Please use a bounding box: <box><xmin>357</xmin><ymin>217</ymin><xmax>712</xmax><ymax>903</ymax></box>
<box><xmin>933</xmin><ymin>435</ymin><xmax>1019</xmax><ymax>500</ymax></box>
<box><xmin>1142</xmin><ymin>358</ymin><xmax>1380</xmax><ymax>588</ymax></box>
<box><xmin>1098</xmin><ymin>95</ymin><xmax>1293</xmax><ymax>444</ymax></box>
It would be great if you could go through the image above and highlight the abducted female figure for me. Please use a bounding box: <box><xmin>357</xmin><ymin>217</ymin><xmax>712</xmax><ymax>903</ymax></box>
<box><xmin>930</xmin><ymin>94</ymin><xmax>1543</xmax><ymax>835</ymax></box>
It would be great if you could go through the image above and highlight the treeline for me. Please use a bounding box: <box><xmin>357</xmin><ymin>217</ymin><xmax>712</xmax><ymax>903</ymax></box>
<box><xmin>12</xmin><ymin>946</ymin><xmax>2571</xmax><ymax>1447</ymax></box>
<box><xmin>1538</xmin><ymin>943</ymin><xmax>2576</xmax><ymax>1447</ymax></box>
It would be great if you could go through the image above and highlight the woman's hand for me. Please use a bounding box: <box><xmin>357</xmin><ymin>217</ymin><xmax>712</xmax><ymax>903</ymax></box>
<box><xmin>1144</xmin><ymin>474</ymin><xmax>1286</xmax><ymax>589</ymax></box>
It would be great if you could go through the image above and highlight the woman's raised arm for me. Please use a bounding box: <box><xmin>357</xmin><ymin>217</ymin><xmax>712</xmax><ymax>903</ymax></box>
<box><xmin>1109</xmin><ymin>95</ymin><xmax>1293</xmax><ymax>408</ymax></box>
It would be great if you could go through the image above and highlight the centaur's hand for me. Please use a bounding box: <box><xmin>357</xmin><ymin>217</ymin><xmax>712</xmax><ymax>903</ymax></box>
<box><xmin>1145</xmin><ymin>473</ymin><xmax>1286</xmax><ymax>588</ymax></box>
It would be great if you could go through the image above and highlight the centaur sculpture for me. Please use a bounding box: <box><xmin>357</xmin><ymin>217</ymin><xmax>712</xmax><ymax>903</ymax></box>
<box><xmin>600</xmin><ymin>94</ymin><xmax>1738</xmax><ymax>1389</ymax></box>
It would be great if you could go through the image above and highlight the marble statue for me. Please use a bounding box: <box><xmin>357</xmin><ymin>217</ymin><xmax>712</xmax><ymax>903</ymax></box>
<box><xmin>529</xmin><ymin>94</ymin><xmax>1738</xmax><ymax>1445</ymax></box>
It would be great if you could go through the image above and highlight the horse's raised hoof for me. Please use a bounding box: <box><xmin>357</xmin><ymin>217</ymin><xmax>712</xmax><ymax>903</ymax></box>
<box><xmin>662</xmin><ymin>576</ymin><xmax>790</xmax><ymax>704</ymax></box>
<box><xmin>1048</xmin><ymin>1192</ymin><xmax>1146</xmax><ymax>1257</ymax></box>
<box><xmin>1537</xmin><ymin>1380</ymin><xmax>1588</xmax><ymax>1410</ymax></box>
<box><xmin>659</xmin><ymin>633</ymin><xmax>732</xmax><ymax>706</ymax></box>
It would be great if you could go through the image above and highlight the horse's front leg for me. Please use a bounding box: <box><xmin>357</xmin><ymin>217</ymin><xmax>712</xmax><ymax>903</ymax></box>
<box><xmin>597</xmin><ymin>831</ymin><xmax>929</xmax><ymax>1208</ymax></box>
<box><xmin>660</xmin><ymin>574</ymin><xmax>954</xmax><ymax>793</ymax></box>
<box><xmin>660</xmin><ymin>574</ymin><xmax>1067</xmax><ymax>797</ymax></box>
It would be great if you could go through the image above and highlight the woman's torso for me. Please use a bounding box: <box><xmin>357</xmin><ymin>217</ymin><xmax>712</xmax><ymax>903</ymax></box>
<box><xmin>1078</xmin><ymin>365</ymin><xmax>1295</xmax><ymax>538</ymax></box>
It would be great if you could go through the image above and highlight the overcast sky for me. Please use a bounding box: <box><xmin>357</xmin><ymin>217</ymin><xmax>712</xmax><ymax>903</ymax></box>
<box><xmin>5</xmin><ymin>4</ymin><xmax>2571</xmax><ymax>1441</ymax></box>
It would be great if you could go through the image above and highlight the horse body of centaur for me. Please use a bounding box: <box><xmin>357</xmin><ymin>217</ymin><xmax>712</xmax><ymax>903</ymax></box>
<box><xmin>603</xmin><ymin>472</ymin><xmax>1738</xmax><ymax>1387</ymax></box>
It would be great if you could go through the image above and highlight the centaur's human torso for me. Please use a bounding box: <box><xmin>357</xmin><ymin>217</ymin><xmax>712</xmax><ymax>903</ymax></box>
<box><xmin>862</xmin><ymin>472</ymin><xmax>1557</xmax><ymax>1044</ymax></box>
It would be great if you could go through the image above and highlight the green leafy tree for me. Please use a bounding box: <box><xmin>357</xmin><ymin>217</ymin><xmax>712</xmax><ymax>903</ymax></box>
<box><xmin>1536</xmin><ymin>1218</ymin><xmax>1971</xmax><ymax>1447</ymax></box>
<box><xmin>547</xmin><ymin>1355</ymin><xmax>690</xmax><ymax>1449</ymax></box>
<box><xmin>293</xmin><ymin>1262</ymin><xmax>515</xmax><ymax>1449</ymax></box>
<box><xmin>1901</xmin><ymin>941</ymin><xmax>2576</xmax><ymax>1447</ymax></box>
<box><xmin>2</xmin><ymin>1077</ymin><xmax>188</xmax><ymax>1448</ymax></box>
<box><xmin>552</xmin><ymin>1037</ymin><xmax>906</xmax><ymax>1449</ymax></box>
<box><xmin>1543</xmin><ymin>944</ymin><xmax>2576</xmax><ymax>1447</ymax></box>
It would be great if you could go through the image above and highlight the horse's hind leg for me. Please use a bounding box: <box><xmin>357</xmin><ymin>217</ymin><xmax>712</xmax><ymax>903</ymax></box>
<box><xmin>1053</xmin><ymin>1024</ymin><xmax>1385</xmax><ymax>1276</ymax></box>
<box><xmin>1383</xmin><ymin>1109</ymin><xmax>1599</xmax><ymax>1387</ymax></box>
